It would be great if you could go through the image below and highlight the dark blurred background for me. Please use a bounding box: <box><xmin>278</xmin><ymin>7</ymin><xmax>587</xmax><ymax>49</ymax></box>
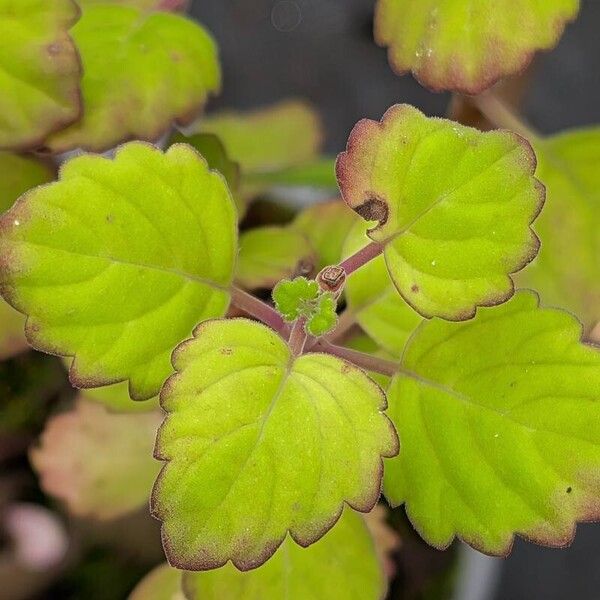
<box><xmin>191</xmin><ymin>1</ymin><xmax>600</xmax><ymax>599</ymax></box>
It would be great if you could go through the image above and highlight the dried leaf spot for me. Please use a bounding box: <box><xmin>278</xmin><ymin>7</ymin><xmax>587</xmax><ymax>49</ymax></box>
<box><xmin>567</xmin><ymin>487</ymin><xmax>572</xmax><ymax>494</ymax></box>
<box><xmin>220</xmin><ymin>347</ymin><xmax>233</xmax><ymax>355</ymax></box>
<box><xmin>411</xmin><ymin>284</ymin><xmax>419</xmax><ymax>293</ymax></box>
<box><xmin>355</xmin><ymin>195</ymin><xmax>388</xmax><ymax>228</ymax></box>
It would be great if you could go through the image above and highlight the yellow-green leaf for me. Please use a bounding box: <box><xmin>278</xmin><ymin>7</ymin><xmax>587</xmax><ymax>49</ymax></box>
<box><xmin>293</xmin><ymin>199</ymin><xmax>360</xmax><ymax>271</ymax></box>
<box><xmin>0</xmin><ymin>142</ymin><xmax>237</xmax><ymax>400</ymax></box>
<box><xmin>375</xmin><ymin>0</ymin><xmax>580</xmax><ymax>94</ymax></box>
<box><xmin>343</xmin><ymin>220</ymin><xmax>422</xmax><ymax>356</ymax></box>
<box><xmin>0</xmin><ymin>154</ymin><xmax>55</xmax><ymax>209</ymax></box>
<box><xmin>193</xmin><ymin>100</ymin><xmax>322</xmax><ymax>175</ymax></box>
<box><xmin>0</xmin><ymin>153</ymin><xmax>54</xmax><ymax>359</ymax></box>
<box><xmin>168</xmin><ymin>133</ymin><xmax>245</xmax><ymax>216</ymax></box>
<box><xmin>384</xmin><ymin>291</ymin><xmax>600</xmax><ymax>555</ymax></box>
<box><xmin>0</xmin><ymin>0</ymin><xmax>81</xmax><ymax>150</ymax></box>
<box><xmin>82</xmin><ymin>381</ymin><xmax>159</xmax><ymax>413</ymax></box>
<box><xmin>47</xmin><ymin>4</ymin><xmax>220</xmax><ymax>152</ymax></box>
<box><xmin>182</xmin><ymin>510</ymin><xmax>386</xmax><ymax>599</ymax></box>
<box><xmin>151</xmin><ymin>318</ymin><xmax>398</xmax><ymax>570</ymax></box>
<box><xmin>518</xmin><ymin>128</ymin><xmax>600</xmax><ymax>329</ymax></box>
<box><xmin>337</xmin><ymin>104</ymin><xmax>544</xmax><ymax>320</ymax></box>
<box><xmin>130</xmin><ymin>564</ymin><xmax>184</xmax><ymax>600</ymax></box>
<box><xmin>236</xmin><ymin>226</ymin><xmax>315</xmax><ymax>290</ymax></box>
<box><xmin>31</xmin><ymin>399</ymin><xmax>161</xmax><ymax>520</ymax></box>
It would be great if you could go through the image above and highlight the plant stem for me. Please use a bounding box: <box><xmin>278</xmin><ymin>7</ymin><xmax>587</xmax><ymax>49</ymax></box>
<box><xmin>339</xmin><ymin>242</ymin><xmax>384</xmax><ymax>276</ymax></box>
<box><xmin>289</xmin><ymin>317</ymin><xmax>308</xmax><ymax>356</ymax></box>
<box><xmin>230</xmin><ymin>287</ymin><xmax>289</xmax><ymax>335</ymax></box>
<box><xmin>470</xmin><ymin>93</ymin><xmax>541</xmax><ymax>142</ymax></box>
<box><xmin>316</xmin><ymin>341</ymin><xmax>398</xmax><ymax>377</ymax></box>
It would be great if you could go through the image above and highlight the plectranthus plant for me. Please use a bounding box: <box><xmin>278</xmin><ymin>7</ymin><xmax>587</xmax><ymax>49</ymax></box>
<box><xmin>0</xmin><ymin>0</ymin><xmax>598</xmax><ymax>598</ymax></box>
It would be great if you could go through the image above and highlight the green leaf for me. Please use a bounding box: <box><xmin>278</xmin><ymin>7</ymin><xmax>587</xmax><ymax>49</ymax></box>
<box><xmin>306</xmin><ymin>293</ymin><xmax>338</xmax><ymax>337</ymax></box>
<box><xmin>46</xmin><ymin>4</ymin><xmax>220</xmax><ymax>152</ymax></box>
<box><xmin>375</xmin><ymin>0</ymin><xmax>580</xmax><ymax>94</ymax></box>
<box><xmin>193</xmin><ymin>100</ymin><xmax>322</xmax><ymax>175</ymax></box>
<box><xmin>151</xmin><ymin>318</ymin><xmax>398</xmax><ymax>570</ymax></box>
<box><xmin>130</xmin><ymin>564</ymin><xmax>183</xmax><ymax>600</ymax></box>
<box><xmin>0</xmin><ymin>153</ymin><xmax>55</xmax><ymax>210</ymax></box>
<box><xmin>169</xmin><ymin>133</ymin><xmax>244</xmax><ymax>216</ymax></box>
<box><xmin>0</xmin><ymin>0</ymin><xmax>81</xmax><ymax>150</ymax></box>
<box><xmin>517</xmin><ymin>128</ymin><xmax>600</xmax><ymax>329</ymax></box>
<box><xmin>272</xmin><ymin>277</ymin><xmax>319</xmax><ymax>321</ymax></box>
<box><xmin>337</xmin><ymin>104</ymin><xmax>544</xmax><ymax>320</ymax></box>
<box><xmin>236</xmin><ymin>226</ymin><xmax>316</xmax><ymax>290</ymax></box>
<box><xmin>293</xmin><ymin>199</ymin><xmax>360</xmax><ymax>271</ymax></box>
<box><xmin>182</xmin><ymin>509</ymin><xmax>386</xmax><ymax>599</ymax></box>
<box><xmin>31</xmin><ymin>399</ymin><xmax>162</xmax><ymax>520</ymax></box>
<box><xmin>82</xmin><ymin>381</ymin><xmax>159</xmax><ymax>414</ymax></box>
<box><xmin>344</xmin><ymin>335</ymin><xmax>394</xmax><ymax>390</ymax></box>
<box><xmin>0</xmin><ymin>142</ymin><xmax>237</xmax><ymax>400</ymax></box>
<box><xmin>343</xmin><ymin>220</ymin><xmax>422</xmax><ymax>356</ymax></box>
<box><xmin>0</xmin><ymin>153</ymin><xmax>54</xmax><ymax>359</ymax></box>
<box><xmin>243</xmin><ymin>158</ymin><xmax>338</xmax><ymax>190</ymax></box>
<box><xmin>384</xmin><ymin>291</ymin><xmax>600</xmax><ymax>555</ymax></box>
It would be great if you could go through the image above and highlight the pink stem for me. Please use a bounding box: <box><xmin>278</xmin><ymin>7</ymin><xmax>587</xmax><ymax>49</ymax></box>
<box><xmin>288</xmin><ymin>317</ymin><xmax>308</xmax><ymax>356</ymax></box>
<box><xmin>230</xmin><ymin>287</ymin><xmax>289</xmax><ymax>335</ymax></box>
<box><xmin>316</xmin><ymin>341</ymin><xmax>398</xmax><ymax>377</ymax></box>
<box><xmin>339</xmin><ymin>242</ymin><xmax>384</xmax><ymax>276</ymax></box>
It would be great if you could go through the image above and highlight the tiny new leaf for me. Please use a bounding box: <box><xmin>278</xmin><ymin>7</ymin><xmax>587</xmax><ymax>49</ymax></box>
<box><xmin>31</xmin><ymin>399</ymin><xmax>162</xmax><ymax>520</ymax></box>
<box><xmin>236</xmin><ymin>226</ymin><xmax>316</xmax><ymax>290</ymax></box>
<box><xmin>272</xmin><ymin>277</ymin><xmax>319</xmax><ymax>322</ymax></box>
<box><xmin>47</xmin><ymin>4</ymin><xmax>220</xmax><ymax>152</ymax></box>
<box><xmin>384</xmin><ymin>291</ymin><xmax>600</xmax><ymax>555</ymax></box>
<box><xmin>337</xmin><ymin>104</ymin><xmax>544</xmax><ymax>320</ymax></box>
<box><xmin>0</xmin><ymin>0</ymin><xmax>81</xmax><ymax>150</ymax></box>
<box><xmin>182</xmin><ymin>509</ymin><xmax>386</xmax><ymax>599</ymax></box>
<box><xmin>152</xmin><ymin>318</ymin><xmax>398</xmax><ymax>570</ymax></box>
<box><xmin>375</xmin><ymin>0</ymin><xmax>580</xmax><ymax>94</ymax></box>
<box><xmin>306</xmin><ymin>293</ymin><xmax>338</xmax><ymax>337</ymax></box>
<box><xmin>0</xmin><ymin>142</ymin><xmax>237</xmax><ymax>400</ymax></box>
<box><xmin>518</xmin><ymin>128</ymin><xmax>600</xmax><ymax>329</ymax></box>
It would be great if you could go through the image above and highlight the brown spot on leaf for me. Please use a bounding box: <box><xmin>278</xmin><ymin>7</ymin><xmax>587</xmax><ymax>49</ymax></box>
<box><xmin>411</xmin><ymin>284</ymin><xmax>419</xmax><ymax>293</ymax></box>
<box><xmin>355</xmin><ymin>195</ymin><xmax>388</xmax><ymax>227</ymax></box>
<box><xmin>220</xmin><ymin>347</ymin><xmax>233</xmax><ymax>355</ymax></box>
